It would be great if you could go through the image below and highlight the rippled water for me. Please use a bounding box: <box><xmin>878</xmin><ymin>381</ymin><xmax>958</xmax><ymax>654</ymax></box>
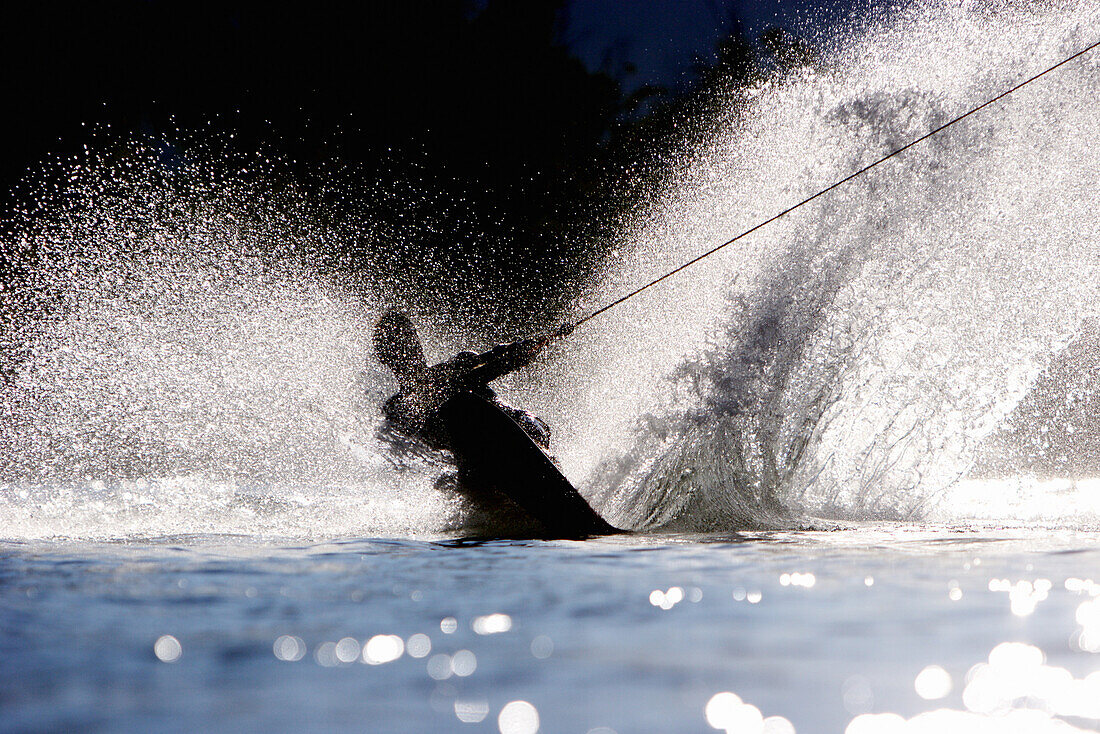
<box><xmin>4</xmin><ymin>526</ymin><xmax>1100</xmax><ymax>734</ymax></box>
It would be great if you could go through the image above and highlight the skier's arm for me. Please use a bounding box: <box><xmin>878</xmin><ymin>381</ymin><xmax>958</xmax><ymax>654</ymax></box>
<box><xmin>462</xmin><ymin>339</ymin><xmax>543</xmax><ymax>385</ymax></box>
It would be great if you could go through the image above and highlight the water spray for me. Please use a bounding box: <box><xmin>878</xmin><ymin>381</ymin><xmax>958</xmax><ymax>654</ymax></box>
<box><xmin>550</xmin><ymin>37</ymin><xmax>1100</xmax><ymax>341</ymax></box>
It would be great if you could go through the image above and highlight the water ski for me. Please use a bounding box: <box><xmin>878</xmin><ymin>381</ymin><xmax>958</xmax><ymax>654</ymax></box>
<box><xmin>438</xmin><ymin>391</ymin><xmax>620</xmax><ymax>538</ymax></box>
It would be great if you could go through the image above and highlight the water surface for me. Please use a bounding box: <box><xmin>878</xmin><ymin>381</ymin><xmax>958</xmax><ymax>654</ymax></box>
<box><xmin>5</xmin><ymin>525</ymin><xmax>1100</xmax><ymax>733</ymax></box>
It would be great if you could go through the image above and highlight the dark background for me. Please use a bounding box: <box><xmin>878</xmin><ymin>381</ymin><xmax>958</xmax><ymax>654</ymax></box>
<box><xmin>0</xmin><ymin>0</ymin><xmax>854</xmax><ymax>325</ymax></box>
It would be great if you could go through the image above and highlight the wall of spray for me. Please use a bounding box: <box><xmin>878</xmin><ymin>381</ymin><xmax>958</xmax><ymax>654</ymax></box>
<box><xmin>533</xmin><ymin>0</ymin><xmax>1100</xmax><ymax>530</ymax></box>
<box><xmin>1</xmin><ymin>1</ymin><xmax>1098</xmax><ymax>539</ymax></box>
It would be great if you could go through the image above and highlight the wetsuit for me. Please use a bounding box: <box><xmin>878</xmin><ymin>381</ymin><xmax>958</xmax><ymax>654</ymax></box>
<box><xmin>382</xmin><ymin>340</ymin><xmax>550</xmax><ymax>451</ymax></box>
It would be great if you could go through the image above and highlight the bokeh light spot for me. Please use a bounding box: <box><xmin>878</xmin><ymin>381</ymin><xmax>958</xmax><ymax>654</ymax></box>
<box><xmin>154</xmin><ymin>635</ymin><xmax>181</xmax><ymax>663</ymax></box>
<box><xmin>363</xmin><ymin>634</ymin><xmax>404</xmax><ymax>665</ymax></box>
<box><xmin>406</xmin><ymin>633</ymin><xmax>432</xmax><ymax>658</ymax></box>
<box><xmin>762</xmin><ymin>715</ymin><xmax>797</xmax><ymax>734</ymax></box>
<box><xmin>334</xmin><ymin>636</ymin><xmax>360</xmax><ymax>664</ymax></box>
<box><xmin>498</xmin><ymin>700</ymin><xmax>539</xmax><ymax>734</ymax></box>
<box><xmin>273</xmin><ymin>635</ymin><xmax>306</xmax><ymax>662</ymax></box>
<box><xmin>451</xmin><ymin>649</ymin><xmax>477</xmax><ymax>677</ymax></box>
<box><xmin>314</xmin><ymin>641</ymin><xmax>338</xmax><ymax>667</ymax></box>
<box><xmin>705</xmin><ymin>692</ymin><xmax>766</xmax><ymax>731</ymax></box>
<box><xmin>455</xmin><ymin>698</ymin><xmax>490</xmax><ymax>723</ymax></box>
<box><xmin>914</xmin><ymin>665</ymin><xmax>952</xmax><ymax>700</ymax></box>
<box><xmin>844</xmin><ymin>713</ymin><xmax>906</xmax><ymax>734</ymax></box>
<box><xmin>473</xmin><ymin>613</ymin><xmax>513</xmax><ymax>635</ymax></box>
<box><xmin>427</xmin><ymin>653</ymin><xmax>453</xmax><ymax>680</ymax></box>
<box><xmin>530</xmin><ymin>635</ymin><xmax>553</xmax><ymax>659</ymax></box>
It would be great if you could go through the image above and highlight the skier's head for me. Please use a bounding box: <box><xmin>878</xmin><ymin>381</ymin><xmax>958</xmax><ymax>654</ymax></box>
<box><xmin>373</xmin><ymin>310</ymin><xmax>427</xmax><ymax>382</ymax></box>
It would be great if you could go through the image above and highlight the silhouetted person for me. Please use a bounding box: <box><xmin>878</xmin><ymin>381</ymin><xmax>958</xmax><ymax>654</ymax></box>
<box><xmin>373</xmin><ymin>310</ymin><xmax>551</xmax><ymax>451</ymax></box>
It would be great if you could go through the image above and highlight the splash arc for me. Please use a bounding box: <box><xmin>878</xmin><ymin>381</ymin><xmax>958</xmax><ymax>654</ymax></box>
<box><xmin>560</xmin><ymin>35</ymin><xmax>1100</xmax><ymax>336</ymax></box>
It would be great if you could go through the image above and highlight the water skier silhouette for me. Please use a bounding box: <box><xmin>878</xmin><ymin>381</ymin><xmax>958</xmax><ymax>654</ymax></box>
<box><xmin>372</xmin><ymin>309</ymin><xmax>616</xmax><ymax>536</ymax></box>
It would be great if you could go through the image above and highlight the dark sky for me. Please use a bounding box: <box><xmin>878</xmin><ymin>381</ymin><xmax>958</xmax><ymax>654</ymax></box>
<box><xmin>0</xmin><ymin>0</ymin><xmax>869</xmax><ymax>324</ymax></box>
<box><xmin>566</xmin><ymin>0</ymin><xmax>860</xmax><ymax>91</ymax></box>
<box><xmin>0</xmin><ymin>0</ymin><xmax>864</xmax><ymax>198</ymax></box>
